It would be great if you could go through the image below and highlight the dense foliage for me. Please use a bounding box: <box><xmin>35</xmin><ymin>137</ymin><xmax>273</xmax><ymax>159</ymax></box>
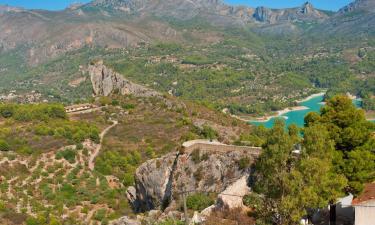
<box><xmin>0</xmin><ymin>103</ymin><xmax>99</xmax><ymax>154</ymax></box>
<box><xmin>246</xmin><ymin>95</ymin><xmax>374</xmax><ymax>224</ymax></box>
<box><xmin>305</xmin><ymin>95</ymin><xmax>375</xmax><ymax>194</ymax></box>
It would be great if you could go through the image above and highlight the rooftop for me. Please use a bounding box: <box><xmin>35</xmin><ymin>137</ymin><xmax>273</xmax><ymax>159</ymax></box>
<box><xmin>352</xmin><ymin>183</ymin><xmax>375</xmax><ymax>205</ymax></box>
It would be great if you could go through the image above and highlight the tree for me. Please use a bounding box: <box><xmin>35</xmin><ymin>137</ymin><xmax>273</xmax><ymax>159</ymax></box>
<box><xmin>309</xmin><ymin>95</ymin><xmax>375</xmax><ymax>194</ymax></box>
<box><xmin>250</xmin><ymin>120</ymin><xmax>346</xmax><ymax>225</ymax></box>
<box><xmin>319</xmin><ymin>95</ymin><xmax>373</xmax><ymax>152</ymax></box>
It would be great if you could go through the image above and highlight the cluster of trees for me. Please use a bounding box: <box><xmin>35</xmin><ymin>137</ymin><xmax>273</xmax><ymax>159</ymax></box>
<box><xmin>0</xmin><ymin>103</ymin><xmax>99</xmax><ymax>153</ymax></box>
<box><xmin>0</xmin><ymin>103</ymin><xmax>66</xmax><ymax>121</ymax></box>
<box><xmin>246</xmin><ymin>95</ymin><xmax>374</xmax><ymax>224</ymax></box>
<box><xmin>95</xmin><ymin>151</ymin><xmax>141</xmax><ymax>186</ymax></box>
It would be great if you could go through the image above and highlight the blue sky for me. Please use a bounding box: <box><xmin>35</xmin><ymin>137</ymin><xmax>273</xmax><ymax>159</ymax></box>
<box><xmin>0</xmin><ymin>0</ymin><xmax>353</xmax><ymax>11</ymax></box>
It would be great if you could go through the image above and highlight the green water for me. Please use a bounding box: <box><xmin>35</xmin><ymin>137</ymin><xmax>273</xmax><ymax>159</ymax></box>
<box><xmin>250</xmin><ymin>95</ymin><xmax>364</xmax><ymax>128</ymax></box>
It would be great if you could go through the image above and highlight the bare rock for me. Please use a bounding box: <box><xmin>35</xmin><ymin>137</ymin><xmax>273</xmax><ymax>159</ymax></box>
<box><xmin>217</xmin><ymin>175</ymin><xmax>250</xmax><ymax>209</ymax></box>
<box><xmin>110</xmin><ymin>216</ymin><xmax>141</xmax><ymax>225</ymax></box>
<box><xmin>88</xmin><ymin>60</ymin><xmax>161</xmax><ymax>98</ymax></box>
<box><xmin>130</xmin><ymin>141</ymin><xmax>261</xmax><ymax>212</ymax></box>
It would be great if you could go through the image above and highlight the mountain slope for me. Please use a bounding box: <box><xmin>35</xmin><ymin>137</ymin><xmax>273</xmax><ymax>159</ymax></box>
<box><xmin>311</xmin><ymin>0</ymin><xmax>375</xmax><ymax>36</ymax></box>
<box><xmin>0</xmin><ymin>0</ymin><xmax>332</xmax><ymax>64</ymax></box>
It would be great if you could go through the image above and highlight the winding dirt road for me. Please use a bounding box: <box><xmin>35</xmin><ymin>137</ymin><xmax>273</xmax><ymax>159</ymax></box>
<box><xmin>88</xmin><ymin>120</ymin><xmax>118</xmax><ymax>170</ymax></box>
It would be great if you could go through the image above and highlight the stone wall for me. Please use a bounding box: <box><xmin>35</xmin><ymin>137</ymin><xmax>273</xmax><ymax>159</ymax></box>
<box><xmin>184</xmin><ymin>142</ymin><xmax>261</xmax><ymax>156</ymax></box>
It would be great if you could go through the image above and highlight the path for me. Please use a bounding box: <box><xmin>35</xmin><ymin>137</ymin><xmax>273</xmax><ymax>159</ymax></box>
<box><xmin>88</xmin><ymin>120</ymin><xmax>118</xmax><ymax>170</ymax></box>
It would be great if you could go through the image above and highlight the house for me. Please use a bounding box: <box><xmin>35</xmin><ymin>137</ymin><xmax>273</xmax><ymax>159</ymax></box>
<box><xmin>329</xmin><ymin>183</ymin><xmax>375</xmax><ymax>225</ymax></box>
<box><xmin>352</xmin><ymin>183</ymin><xmax>375</xmax><ymax>225</ymax></box>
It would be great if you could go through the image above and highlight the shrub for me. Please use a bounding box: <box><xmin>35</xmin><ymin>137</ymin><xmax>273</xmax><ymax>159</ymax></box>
<box><xmin>121</xmin><ymin>103</ymin><xmax>135</xmax><ymax>110</ymax></box>
<box><xmin>0</xmin><ymin>139</ymin><xmax>10</xmax><ymax>151</ymax></box>
<box><xmin>238</xmin><ymin>157</ymin><xmax>251</xmax><ymax>170</ymax></box>
<box><xmin>111</xmin><ymin>99</ymin><xmax>120</xmax><ymax>106</ymax></box>
<box><xmin>0</xmin><ymin>105</ymin><xmax>14</xmax><ymax>118</ymax></box>
<box><xmin>0</xmin><ymin>200</ymin><xmax>6</xmax><ymax>212</ymax></box>
<box><xmin>122</xmin><ymin>173</ymin><xmax>134</xmax><ymax>187</ymax></box>
<box><xmin>94</xmin><ymin>209</ymin><xmax>106</xmax><ymax>221</ymax></box>
<box><xmin>157</xmin><ymin>219</ymin><xmax>184</xmax><ymax>225</ymax></box>
<box><xmin>201</xmin><ymin>125</ymin><xmax>218</xmax><ymax>141</ymax></box>
<box><xmin>56</xmin><ymin>148</ymin><xmax>76</xmax><ymax>164</ymax></box>
<box><xmin>186</xmin><ymin>193</ymin><xmax>215</xmax><ymax>211</ymax></box>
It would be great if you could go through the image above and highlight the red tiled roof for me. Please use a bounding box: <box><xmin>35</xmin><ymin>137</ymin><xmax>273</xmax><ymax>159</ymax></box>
<box><xmin>352</xmin><ymin>183</ymin><xmax>375</xmax><ymax>205</ymax></box>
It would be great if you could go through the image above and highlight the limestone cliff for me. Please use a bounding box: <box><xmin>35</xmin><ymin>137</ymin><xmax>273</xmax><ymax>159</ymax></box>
<box><xmin>88</xmin><ymin>60</ymin><xmax>161</xmax><ymax>97</ymax></box>
<box><xmin>129</xmin><ymin>141</ymin><xmax>261</xmax><ymax>212</ymax></box>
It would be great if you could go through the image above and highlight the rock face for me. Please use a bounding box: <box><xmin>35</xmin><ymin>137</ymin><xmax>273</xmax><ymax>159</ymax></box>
<box><xmin>217</xmin><ymin>175</ymin><xmax>250</xmax><ymax>209</ymax></box>
<box><xmin>339</xmin><ymin>0</ymin><xmax>375</xmax><ymax>13</ymax></box>
<box><xmin>253</xmin><ymin>2</ymin><xmax>327</xmax><ymax>24</ymax></box>
<box><xmin>88</xmin><ymin>61</ymin><xmax>160</xmax><ymax>97</ymax></box>
<box><xmin>131</xmin><ymin>141</ymin><xmax>261</xmax><ymax>212</ymax></box>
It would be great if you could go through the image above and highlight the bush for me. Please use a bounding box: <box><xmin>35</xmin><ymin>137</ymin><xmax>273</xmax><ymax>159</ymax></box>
<box><xmin>201</xmin><ymin>125</ymin><xmax>218</xmax><ymax>141</ymax></box>
<box><xmin>56</xmin><ymin>148</ymin><xmax>76</xmax><ymax>164</ymax></box>
<box><xmin>122</xmin><ymin>173</ymin><xmax>134</xmax><ymax>187</ymax></box>
<box><xmin>238</xmin><ymin>157</ymin><xmax>251</xmax><ymax>170</ymax></box>
<box><xmin>94</xmin><ymin>209</ymin><xmax>106</xmax><ymax>221</ymax></box>
<box><xmin>0</xmin><ymin>104</ymin><xmax>14</xmax><ymax>118</ymax></box>
<box><xmin>186</xmin><ymin>193</ymin><xmax>215</xmax><ymax>211</ymax></box>
<box><xmin>0</xmin><ymin>200</ymin><xmax>6</xmax><ymax>212</ymax></box>
<box><xmin>121</xmin><ymin>103</ymin><xmax>135</xmax><ymax>110</ymax></box>
<box><xmin>0</xmin><ymin>139</ymin><xmax>10</xmax><ymax>151</ymax></box>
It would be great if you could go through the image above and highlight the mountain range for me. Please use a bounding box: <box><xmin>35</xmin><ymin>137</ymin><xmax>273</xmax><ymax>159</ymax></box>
<box><xmin>0</xmin><ymin>0</ymin><xmax>374</xmax><ymax>114</ymax></box>
<box><xmin>0</xmin><ymin>0</ymin><xmax>373</xmax><ymax>64</ymax></box>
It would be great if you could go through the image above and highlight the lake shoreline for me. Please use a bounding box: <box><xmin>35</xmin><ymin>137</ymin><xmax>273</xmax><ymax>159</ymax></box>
<box><xmin>296</xmin><ymin>92</ymin><xmax>326</xmax><ymax>103</ymax></box>
<box><xmin>251</xmin><ymin>106</ymin><xmax>309</xmax><ymax>122</ymax></box>
<box><xmin>249</xmin><ymin>92</ymin><xmax>326</xmax><ymax>123</ymax></box>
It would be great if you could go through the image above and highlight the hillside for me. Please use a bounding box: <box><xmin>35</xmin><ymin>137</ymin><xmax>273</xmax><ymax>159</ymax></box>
<box><xmin>0</xmin><ymin>0</ymin><xmax>374</xmax><ymax>116</ymax></box>
<box><xmin>0</xmin><ymin>91</ymin><xmax>251</xmax><ymax>224</ymax></box>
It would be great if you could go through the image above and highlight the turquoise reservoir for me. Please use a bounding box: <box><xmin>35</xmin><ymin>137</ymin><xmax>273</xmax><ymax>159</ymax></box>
<box><xmin>250</xmin><ymin>95</ymin><xmax>364</xmax><ymax>128</ymax></box>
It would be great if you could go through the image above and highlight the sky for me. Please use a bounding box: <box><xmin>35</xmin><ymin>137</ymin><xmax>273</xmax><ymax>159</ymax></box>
<box><xmin>0</xmin><ymin>0</ymin><xmax>354</xmax><ymax>11</ymax></box>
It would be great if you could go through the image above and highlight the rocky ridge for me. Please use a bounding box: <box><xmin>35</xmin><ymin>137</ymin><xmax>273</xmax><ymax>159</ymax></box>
<box><xmin>88</xmin><ymin>60</ymin><xmax>161</xmax><ymax>97</ymax></box>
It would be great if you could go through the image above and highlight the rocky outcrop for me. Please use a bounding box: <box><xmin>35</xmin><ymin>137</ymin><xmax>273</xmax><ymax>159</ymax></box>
<box><xmin>130</xmin><ymin>140</ymin><xmax>261</xmax><ymax>212</ymax></box>
<box><xmin>88</xmin><ymin>60</ymin><xmax>161</xmax><ymax>97</ymax></box>
<box><xmin>253</xmin><ymin>2</ymin><xmax>327</xmax><ymax>24</ymax></box>
<box><xmin>339</xmin><ymin>0</ymin><xmax>375</xmax><ymax>13</ymax></box>
<box><xmin>110</xmin><ymin>216</ymin><xmax>141</xmax><ymax>225</ymax></box>
<box><xmin>217</xmin><ymin>175</ymin><xmax>250</xmax><ymax>209</ymax></box>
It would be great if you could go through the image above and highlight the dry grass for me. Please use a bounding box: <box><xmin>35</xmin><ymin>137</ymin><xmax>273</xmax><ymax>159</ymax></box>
<box><xmin>204</xmin><ymin>207</ymin><xmax>256</xmax><ymax>225</ymax></box>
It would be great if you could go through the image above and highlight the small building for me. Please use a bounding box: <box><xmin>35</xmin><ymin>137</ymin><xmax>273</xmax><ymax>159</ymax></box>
<box><xmin>352</xmin><ymin>183</ymin><xmax>375</xmax><ymax>225</ymax></box>
<box><xmin>329</xmin><ymin>183</ymin><xmax>375</xmax><ymax>225</ymax></box>
<box><xmin>65</xmin><ymin>103</ymin><xmax>95</xmax><ymax>113</ymax></box>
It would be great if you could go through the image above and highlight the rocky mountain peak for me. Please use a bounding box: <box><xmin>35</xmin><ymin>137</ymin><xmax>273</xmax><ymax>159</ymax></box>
<box><xmin>253</xmin><ymin>6</ymin><xmax>273</xmax><ymax>23</ymax></box>
<box><xmin>301</xmin><ymin>1</ymin><xmax>314</xmax><ymax>14</ymax></box>
<box><xmin>339</xmin><ymin>0</ymin><xmax>375</xmax><ymax>13</ymax></box>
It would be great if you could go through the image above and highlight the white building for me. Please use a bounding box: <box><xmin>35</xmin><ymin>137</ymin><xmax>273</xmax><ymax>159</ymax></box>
<box><xmin>352</xmin><ymin>183</ymin><xmax>375</xmax><ymax>225</ymax></box>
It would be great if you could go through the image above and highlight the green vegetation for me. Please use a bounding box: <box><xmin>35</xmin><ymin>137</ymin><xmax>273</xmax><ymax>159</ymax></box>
<box><xmin>246</xmin><ymin>95</ymin><xmax>374</xmax><ymax>224</ymax></box>
<box><xmin>95</xmin><ymin>95</ymin><xmax>242</xmax><ymax>190</ymax></box>
<box><xmin>55</xmin><ymin>148</ymin><xmax>77</xmax><ymax>164</ymax></box>
<box><xmin>0</xmin><ymin>103</ymin><xmax>99</xmax><ymax>155</ymax></box>
<box><xmin>186</xmin><ymin>193</ymin><xmax>215</xmax><ymax>211</ymax></box>
<box><xmin>305</xmin><ymin>95</ymin><xmax>375</xmax><ymax>194</ymax></box>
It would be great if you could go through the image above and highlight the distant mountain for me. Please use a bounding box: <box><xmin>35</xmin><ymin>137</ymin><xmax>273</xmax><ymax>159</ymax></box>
<box><xmin>339</xmin><ymin>0</ymin><xmax>375</xmax><ymax>13</ymax></box>
<box><xmin>0</xmin><ymin>0</ymin><xmax>373</xmax><ymax>65</ymax></box>
<box><xmin>310</xmin><ymin>0</ymin><xmax>375</xmax><ymax>37</ymax></box>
